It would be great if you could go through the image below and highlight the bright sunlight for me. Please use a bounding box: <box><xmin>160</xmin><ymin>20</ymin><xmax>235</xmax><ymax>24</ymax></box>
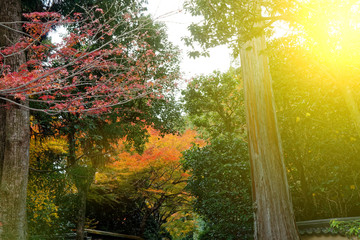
<box><xmin>298</xmin><ymin>1</ymin><xmax>360</xmax><ymax>68</ymax></box>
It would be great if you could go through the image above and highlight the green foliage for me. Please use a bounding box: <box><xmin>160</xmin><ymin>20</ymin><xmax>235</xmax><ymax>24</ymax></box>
<box><xmin>183</xmin><ymin>1</ymin><xmax>360</xmax><ymax>236</ymax></box>
<box><xmin>331</xmin><ymin>219</ymin><xmax>360</xmax><ymax>238</ymax></box>
<box><xmin>183</xmin><ymin>0</ymin><xmax>302</xmax><ymax>57</ymax></box>
<box><xmin>86</xmin><ymin>169</ymin><xmax>171</xmax><ymax>240</ymax></box>
<box><xmin>182</xmin><ymin>137</ymin><xmax>252</xmax><ymax>239</ymax></box>
<box><xmin>87</xmin><ymin>182</ymin><xmax>161</xmax><ymax>238</ymax></box>
<box><xmin>182</xmin><ymin>69</ymin><xmax>253</xmax><ymax>239</ymax></box>
<box><xmin>185</xmin><ymin>0</ymin><xmax>360</xmax><ymax>226</ymax></box>
<box><xmin>182</xmin><ymin>69</ymin><xmax>245</xmax><ymax>138</ymax></box>
<box><xmin>269</xmin><ymin>35</ymin><xmax>360</xmax><ymax>220</ymax></box>
<box><xmin>183</xmin><ymin>0</ymin><xmax>260</xmax><ymax>56</ymax></box>
<box><xmin>27</xmin><ymin>137</ymin><xmax>75</xmax><ymax>236</ymax></box>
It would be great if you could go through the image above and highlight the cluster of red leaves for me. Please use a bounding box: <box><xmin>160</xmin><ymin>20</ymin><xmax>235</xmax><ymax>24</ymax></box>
<box><xmin>0</xmin><ymin>7</ymin><xmax>174</xmax><ymax>115</ymax></box>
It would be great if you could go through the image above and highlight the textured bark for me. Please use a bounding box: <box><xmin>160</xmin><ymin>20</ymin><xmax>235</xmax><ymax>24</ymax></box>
<box><xmin>67</xmin><ymin>127</ymin><xmax>95</xmax><ymax>240</ymax></box>
<box><xmin>240</xmin><ymin>34</ymin><xmax>300</xmax><ymax>239</ymax></box>
<box><xmin>76</xmin><ymin>184</ymin><xmax>87</xmax><ymax>240</ymax></box>
<box><xmin>0</xmin><ymin>0</ymin><xmax>30</xmax><ymax>239</ymax></box>
<box><xmin>0</xmin><ymin>106</ymin><xmax>30</xmax><ymax>240</ymax></box>
<box><xmin>74</xmin><ymin>169</ymin><xmax>95</xmax><ymax>240</ymax></box>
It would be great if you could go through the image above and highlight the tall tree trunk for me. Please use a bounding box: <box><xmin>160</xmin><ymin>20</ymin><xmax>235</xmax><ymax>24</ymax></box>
<box><xmin>75</xmin><ymin>177</ymin><xmax>92</xmax><ymax>240</ymax></box>
<box><xmin>0</xmin><ymin>0</ymin><xmax>30</xmax><ymax>239</ymax></box>
<box><xmin>240</xmin><ymin>33</ymin><xmax>300</xmax><ymax>239</ymax></box>
<box><xmin>67</xmin><ymin>124</ymin><xmax>96</xmax><ymax>240</ymax></box>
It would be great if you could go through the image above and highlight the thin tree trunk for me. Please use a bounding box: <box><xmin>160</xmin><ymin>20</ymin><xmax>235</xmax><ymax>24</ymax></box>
<box><xmin>240</xmin><ymin>33</ymin><xmax>300</xmax><ymax>239</ymax></box>
<box><xmin>76</xmin><ymin>182</ymin><xmax>88</xmax><ymax>240</ymax></box>
<box><xmin>0</xmin><ymin>0</ymin><xmax>30</xmax><ymax>239</ymax></box>
<box><xmin>74</xmin><ymin>167</ymin><xmax>95</xmax><ymax>240</ymax></box>
<box><xmin>139</xmin><ymin>211</ymin><xmax>150</xmax><ymax>238</ymax></box>
<box><xmin>139</xmin><ymin>196</ymin><xmax>165</xmax><ymax>238</ymax></box>
<box><xmin>67</xmin><ymin>123</ymin><xmax>97</xmax><ymax>240</ymax></box>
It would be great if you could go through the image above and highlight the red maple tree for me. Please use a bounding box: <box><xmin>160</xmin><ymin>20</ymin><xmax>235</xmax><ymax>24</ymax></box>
<box><xmin>0</xmin><ymin>6</ymin><xmax>177</xmax><ymax>238</ymax></box>
<box><xmin>0</xmin><ymin>7</ymin><xmax>173</xmax><ymax>114</ymax></box>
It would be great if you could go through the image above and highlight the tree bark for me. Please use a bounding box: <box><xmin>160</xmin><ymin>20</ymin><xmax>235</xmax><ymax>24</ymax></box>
<box><xmin>240</xmin><ymin>33</ymin><xmax>300</xmax><ymax>239</ymax></box>
<box><xmin>0</xmin><ymin>0</ymin><xmax>30</xmax><ymax>239</ymax></box>
<box><xmin>76</xmin><ymin>181</ymin><xmax>89</xmax><ymax>240</ymax></box>
<box><xmin>67</xmin><ymin>123</ymin><xmax>98</xmax><ymax>240</ymax></box>
<box><xmin>139</xmin><ymin>211</ymin><xmax>149</xmax><ymax>238</ymax></box>
<box><xmin>73</xmin><ymin>166</ymin><xmax>95</xmax><ymax>240</ymax></box>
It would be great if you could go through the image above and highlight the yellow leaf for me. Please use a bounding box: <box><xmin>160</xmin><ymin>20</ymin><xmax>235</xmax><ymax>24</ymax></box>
<box><xmin>296</xmin><ymin>117</ymin><xmax>301</xmax><ymax>122</ymax></box>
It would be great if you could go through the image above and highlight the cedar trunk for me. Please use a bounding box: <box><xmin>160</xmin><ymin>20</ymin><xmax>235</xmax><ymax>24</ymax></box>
<box><xmin>0</xmin><ymin>1</ymin><xmax>30</xmax><ymax>239</ymax></box>
<box><xmin>240</xmin><ymin>34</ymin><xmax>300</xmax><ymax>239</ymax></box>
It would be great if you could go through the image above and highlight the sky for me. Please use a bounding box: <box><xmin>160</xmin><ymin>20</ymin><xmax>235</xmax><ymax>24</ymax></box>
<box><xmin>145</xmin><ymin>0</ymin><xmax>233</xmax><ymax>78</ymax></box>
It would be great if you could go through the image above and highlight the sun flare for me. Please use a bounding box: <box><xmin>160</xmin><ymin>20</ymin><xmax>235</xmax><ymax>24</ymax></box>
<box><xmin>299</xmin><ymin>1</ymin><xmax>360</xmax><ymax>68</ymax></box>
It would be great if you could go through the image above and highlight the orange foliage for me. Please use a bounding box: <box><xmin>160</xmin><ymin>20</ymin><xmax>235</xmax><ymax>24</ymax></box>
<box><xmin>110</xmin><ymin>128</ymin><xmax>205</xmax><ymax>172</ymax></box>
<box><xmin>95</xmin><ymin>128</ymin><xmax>205</xmax><ymax>238</ymax></box>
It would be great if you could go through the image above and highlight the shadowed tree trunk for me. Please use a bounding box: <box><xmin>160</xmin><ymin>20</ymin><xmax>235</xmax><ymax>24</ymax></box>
<box><xmin>76</xmin><ymin>186</ymin><xmax>87</xmax><ymax>240</ymax></box>
<box><xmin>74</xmin><ymin>168</ymin><xmax>94</xmax><ymax>240</ymax></box>
<box><xmin>240</xmin><ymin>32</ymin><xmax>300</xmax><ymax>239</ymax></box>
<box><xmin>139</xmin><ymin>211</ymin><xmax>150</xmax><ymax>238</ymax></box>
<box><xmin>139</xmin><ymin>195</ymin><xmax>166</xmax><ymax>238</ymax></box>
<box><xmin>0</xmin><ymin>0</ymin><xmax>30</xmax><ymax>239</ymax></box>
<box><xmin>67</xmin><ymin>126</ymin><xmax>96</xmax><ymax>240</ymax></box>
